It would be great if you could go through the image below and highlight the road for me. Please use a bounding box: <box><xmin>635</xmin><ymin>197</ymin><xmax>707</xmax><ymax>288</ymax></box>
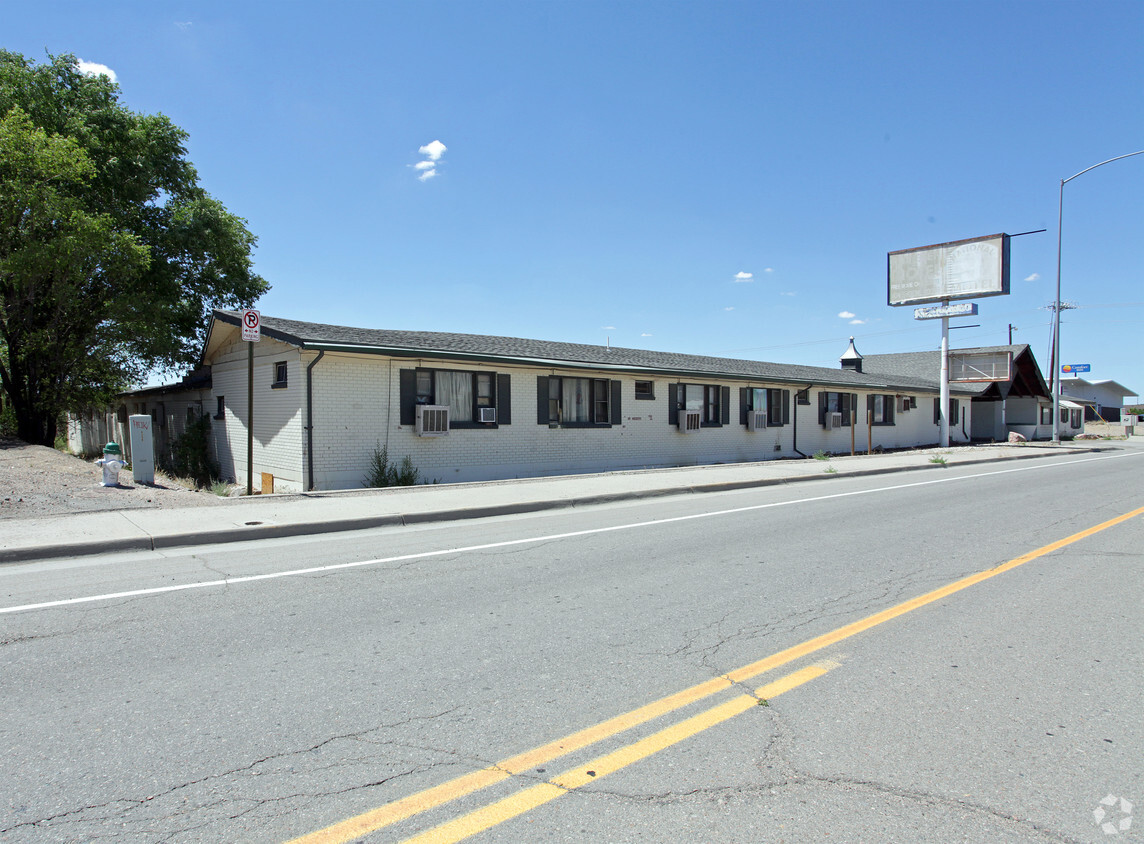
<box><xmin>1</xmin><ymin>448</ymin><xmax>1141</xmax><ymax>843</ymax></box>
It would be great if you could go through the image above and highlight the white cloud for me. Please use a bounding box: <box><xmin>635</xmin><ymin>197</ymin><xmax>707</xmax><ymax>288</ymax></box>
<box><xmin>780</xmin><ymin>291</ymin><xmax>795</xmax><ymax>297</ymax></box>
<box><xmin>76</xmin><ymin>59</ymin><xmax>117</xmax><ymax>83</ymax></box>
<box><xmin>764</xmin><ymin>267</ymin><xmax>774</xmax><ymax>273</ymax></box>
<box><xmin>838</xmin><ymin>311</ymin><xmax>856</xmax><ymax>319</ymax></box>
<box><xmin>419</xmin><ymin>140</ymin><xmax>447</xmax><ymax>161</ymax></box>
<box><xmin>414</xmin><ymin>140</ymin><xmax>447</xmax><ymax>181</ymax></box>
<box><xmin>724</xmin><ymin>307</ymin><xmax>735</xmax><ymax>311</ymax></box>
<box><xmin>1025</xmin><ymin>273</ymin><xmax>1041</xmax><ymax>282</ymax></box>
<box><xmin>602</xmin><ymin>325</ymin><xmax>616</xmax><ymax>330</ymax></box>
<box><xmin>733</xmin><ymin>271</ymin><xmax>753</xmax><ymax>282</ymax></box>
<box><xmin>849</xmin><ymin>319</ymin><xmax>866</xmax><ymax>325</ymax></box>
<box><xmin>175</xmin><ymin>21</ymin><xmax>192</xmax><ymax>30</ymax></box>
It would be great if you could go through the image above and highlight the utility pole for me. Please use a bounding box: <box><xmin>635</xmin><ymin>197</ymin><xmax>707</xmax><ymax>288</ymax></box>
<box><xmin>1008</xmin><ymin>323</ymin><xmax>1017</xmax><ymax>344</ymax></box>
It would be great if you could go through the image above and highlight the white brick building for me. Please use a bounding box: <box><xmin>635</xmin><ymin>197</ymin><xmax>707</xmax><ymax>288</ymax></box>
<box><xmin>197</xmin><ymin>311</ymin><xmax>983</xmax><ymax>492</ymax></box>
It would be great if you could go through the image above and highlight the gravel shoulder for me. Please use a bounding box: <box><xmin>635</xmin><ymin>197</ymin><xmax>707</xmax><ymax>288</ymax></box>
<box><xmin>0</xmin><ymin>437</ymin><xmax>225</xmax><ymax>520</ymax></box>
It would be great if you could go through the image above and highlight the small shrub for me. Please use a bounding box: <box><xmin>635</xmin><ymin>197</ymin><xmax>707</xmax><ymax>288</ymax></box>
<box><xmin>166</xmin><ymin>415</ymin><xmax>220</xmax><ymax>489</ymax></box>
<box><xmin>824</xmin><ymin>466</ymin><xmax>838</xmax><ymax>474</ymax></box>
<box><xmin>929</xmin><ymin>455</ymin><xmax>948</xmax><ymax>465</ymax></box>
<box><xmin>364</xmin><ymin>444</ymin><xmax>421</xmax><ymax>487</ymax></box>
<box><xmin>813</xmin><ymin>449</ymin><xmax>830</xmax><ymax>461</ymax></box>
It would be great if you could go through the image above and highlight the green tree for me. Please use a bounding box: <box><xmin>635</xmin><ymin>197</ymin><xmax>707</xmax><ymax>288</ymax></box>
<box><xmin>0</xmin><ymin>52</ymin><xmax>267</xmax><ymax>445</ymax></box>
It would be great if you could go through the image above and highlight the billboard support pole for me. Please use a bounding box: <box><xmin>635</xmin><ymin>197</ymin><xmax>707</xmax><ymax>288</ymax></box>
<box><xmin>940</xmin><ymin>301</ymin><xmax>950</xmax><ymax>448</ymax></box>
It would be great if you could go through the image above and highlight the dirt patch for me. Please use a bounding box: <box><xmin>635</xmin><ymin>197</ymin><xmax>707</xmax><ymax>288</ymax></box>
<box><xmin>0</xmin><ymin>437</ymin><xmax>225</xmax><ymax>520</ymax></box>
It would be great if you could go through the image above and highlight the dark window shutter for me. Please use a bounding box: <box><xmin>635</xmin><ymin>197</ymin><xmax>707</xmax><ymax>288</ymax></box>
<box><xmin>668</xmin><ymin>384</ymin><xmax>679</xmax><ymax>426</ymax></box>
<box><xmin>886</xmin><ymin>395</ymin><xmax>894</xmax><ymax>426</ymax></box>
<box><xmin>497</xmin><ymin>374</ymin><xmax>511</xmax><ymax>425</ymax></box>
<box><xmin>819</xmin><ymin>391</ymin><xmax>827</xmax><ymax>425</ymax></box>
<box><xmin>868</xmin><ymin>394</ymin><xmax>874</xmax><ymax>423</ymax></box>
<box><xmin>782</xmin><ymin>390</ymin><xmax>790</xmax><ymax>426</ymax></box>
<box><xmin>610</xmin><ymin>380</ymin><xmax>622</xmax><ymax>425</ymax></box>
<box><xmin>720</xmin><ymin>386</ymin><xmax>730</xmax><ymax>426</ymax></box>
<box><xmin>841</xmin><ymin>393</ymin><xmax>850</xmax><ymax>427</ymax></box>
<box><xmin>739</xmin><ymin>388</ymin><xmax>749</xmax><ymax>425</ymax></box>
<box><xmin>399</xmin><ymin>369</ymin><xmax>417</xmax><ymax>425</ymax></box>
<box><xmin>537</xmin><ymin>376</ymin><xmax>549</xmax><ymax>424</ymax></box>
<box><xmin>934</xmin><ymin>397</ymin><xmax>940</xmax><ymax>425</ymax></box>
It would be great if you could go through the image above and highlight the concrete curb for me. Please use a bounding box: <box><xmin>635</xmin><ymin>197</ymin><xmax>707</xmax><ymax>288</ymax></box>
<box><xmin>0</xmin><ymin>445</ymin><xmax>1109</xmax><ymax>564</ymax></box>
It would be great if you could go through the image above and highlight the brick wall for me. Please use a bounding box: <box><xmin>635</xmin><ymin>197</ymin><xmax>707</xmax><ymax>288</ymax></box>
<box><xmin>297</xmin><ymin>352</ymin><xmax>965</xmax><ymax>489</ymax></box>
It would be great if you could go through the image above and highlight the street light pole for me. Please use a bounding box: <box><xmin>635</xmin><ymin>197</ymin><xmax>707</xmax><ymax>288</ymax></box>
<box><xmin>1052</xmin><ymin>150</ymin><xmax>1143</xmax><ymax>444</ymax></box>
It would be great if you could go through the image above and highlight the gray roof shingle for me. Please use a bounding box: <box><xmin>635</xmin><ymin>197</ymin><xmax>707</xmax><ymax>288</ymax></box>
<box><xmin>211</xmin><ymin>310</ymin><xmax>978</xmax><ymax>393</ymax></box>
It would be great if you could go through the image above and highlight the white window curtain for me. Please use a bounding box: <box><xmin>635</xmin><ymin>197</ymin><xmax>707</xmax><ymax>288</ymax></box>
<box><xmin>437</xmin><ymin>371</ymin><xmax>473</xmax><ymax>422</ymax></box>
<box><xmin>563</xmin><ymin>378</ymin><xmax>590</xmax><ymax>423</ymax></box>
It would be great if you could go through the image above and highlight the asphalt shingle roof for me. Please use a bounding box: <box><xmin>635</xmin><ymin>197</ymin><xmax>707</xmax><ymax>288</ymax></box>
<box><xmin>211</xmin><ymin>310</ymin><xmax>980</xmax><ymax>393</ymax></box>
<box><xmin>862</xmin><ymin>344</ymin><xmax>1047</xmax><ymax>397</ymax></box>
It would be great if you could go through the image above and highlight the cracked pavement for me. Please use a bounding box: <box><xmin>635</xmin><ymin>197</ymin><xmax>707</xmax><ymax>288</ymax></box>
<box><xmin>2</xmin><ymin>453</ymin><xmax>1141</xmax><ymax>842</ymax></box>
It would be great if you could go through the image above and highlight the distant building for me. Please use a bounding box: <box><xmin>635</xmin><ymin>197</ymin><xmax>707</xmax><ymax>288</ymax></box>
<box><xmin>1060</xmin><ymin>377</ymin><xmax>1138</xmax><ymax>422</ymax></box>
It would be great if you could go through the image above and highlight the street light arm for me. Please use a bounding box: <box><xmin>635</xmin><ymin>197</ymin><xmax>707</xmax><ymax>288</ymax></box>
<box><xmin>1063</xmin><ymin>150</ymin><xmax>1144</xmax><ymax>185</ymax></box>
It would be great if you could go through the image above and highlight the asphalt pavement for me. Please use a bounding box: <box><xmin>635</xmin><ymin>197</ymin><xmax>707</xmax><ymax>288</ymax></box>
<box><xmin>0</xmin><ymin>441</ymin><xmax>1125</xmax><ymax>564</ymax></box>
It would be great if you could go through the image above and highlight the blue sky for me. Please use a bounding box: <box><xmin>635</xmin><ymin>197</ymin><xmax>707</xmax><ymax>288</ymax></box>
<box><xmin>8</xmin><ymin>1</ymin><xmax>1143</xmax><ymax>400</ymax></box>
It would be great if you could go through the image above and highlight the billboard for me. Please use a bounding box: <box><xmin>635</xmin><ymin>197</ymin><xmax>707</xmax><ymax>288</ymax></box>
<box><xmin>888</xmin><ymin>233</ymin><xmax>1010</xmax><ymax>306</ymax></box>
<box><xmin>950</xmin><ymin>351</ymin><xmax>1012</xmax><ymax>382</ymax></box>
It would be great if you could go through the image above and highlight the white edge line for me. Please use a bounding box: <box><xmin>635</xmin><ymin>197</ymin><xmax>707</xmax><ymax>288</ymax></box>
<box><xmin>2</xmin><ymin>451</ymin><xmax>1140</xmax><ymax>616</ymax></box>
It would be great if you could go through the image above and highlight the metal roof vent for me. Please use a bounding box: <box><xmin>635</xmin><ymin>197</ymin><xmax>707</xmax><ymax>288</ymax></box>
<box><xmin>840</xmin><ymin>336</ymin><xmax>863</xmax><ymax>372</ymax></box>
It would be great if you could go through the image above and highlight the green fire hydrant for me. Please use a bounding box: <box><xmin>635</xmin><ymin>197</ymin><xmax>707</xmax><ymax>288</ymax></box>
<box><xmin>96</xmin><ymin>442</ymin><xmax>127</xmax><ymax>487</ymax></box>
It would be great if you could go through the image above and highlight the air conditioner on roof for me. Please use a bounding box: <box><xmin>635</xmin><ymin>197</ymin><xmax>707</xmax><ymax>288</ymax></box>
<box><xmin>748</xmin><ymin>409</ymin><xmax>767</xmax><ymax>431</ymax></box>
<box><xmin>679</xmin><ymin>409</ymin><xmax>702</xmax><ymax>433</ymax></box>
<box><xmin>416</xmin><ymin>405</ymin><xmax>449</xmax><ymax>437</ymax></box>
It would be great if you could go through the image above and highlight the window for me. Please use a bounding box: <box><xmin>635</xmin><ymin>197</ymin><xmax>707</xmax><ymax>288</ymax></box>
<box><xmin>796</xmin><ymin>388</ymin><xmax>811</xmax><ymax>406</ymax></box>
<box><xmin>868</xmin><ymin>394</ymin><xmax>895</xmax><ymax>426</ymax></box>
<box><xmin>933</xmin><ymin>397</ymin><xmax>961</xmax><ymax>426</ymax></box>
<box><xmin>634</xmin><ymin>380</ymin><xmax>655</xmax><ymax>400</ymax></box>
<box><xmin>537</xmin><ymin>376</ymin><xmax>619</xmax><ymax>426</ymax></box>
<box><xmin>1040</xmin><ymin>405</ymin><xmax>1052</xmax><ymax>425</ymax></box>
<box><xmin>400</xmin><ymin>369</ymin><xmax>510</xmax><ymax>428</ymax></box>
<box><xmin>819</xmin><ymin>392</ymin><xmax>857</xmax><ymax>427</ymax></box>
<box><xmin>740</xmin><ymin>387</ymin><xmax>789</xmax><ymax>427</ymax></box>
<box><xmin>1070</xmin><ymin>408</ymin><xmax>1082</xmax><ymax>428</ymax></box>
<box><xmin>669</xmin><ymin>383</ymin><xmax>729</xmax><ymax>427</ymax></box>
<box><xmin>1059</xmin><ymin>408</ymin><xmax>1069</xmax><ymax>424</ymax></box>
<box><xmin>272</xmin><ymin>361</ymin><xmax>288</xmax><ymax>388</ymax></box>
<box><xmin>215</xmin><ymin>396</ymin><xmax>225</xmax><ymax>420</ymax></box>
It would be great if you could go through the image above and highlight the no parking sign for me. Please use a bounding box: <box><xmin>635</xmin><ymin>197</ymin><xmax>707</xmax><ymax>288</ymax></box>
<box><xmin>241</xmin><ymin>309</ymin><xmax>261</xmax><ymax>342</ymax></box>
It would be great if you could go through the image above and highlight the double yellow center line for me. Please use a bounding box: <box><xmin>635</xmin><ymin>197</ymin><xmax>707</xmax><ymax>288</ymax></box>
<box><xmin>288</xmin><ymin>504</ymin><xmax>1144</xmax><ymax>844</ymax></box>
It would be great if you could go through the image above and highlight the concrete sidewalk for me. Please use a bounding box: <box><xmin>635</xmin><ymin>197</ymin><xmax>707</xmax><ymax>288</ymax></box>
<box><xmin>0</xmin><ymin>442</ymin><xmax>1117</xmax><ymax>563</ymax></box>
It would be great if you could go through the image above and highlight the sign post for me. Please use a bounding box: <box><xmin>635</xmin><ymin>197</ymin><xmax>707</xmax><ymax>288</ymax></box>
<box><xmin>241</xmin><ymin>309</ymin><xmax>260</xmax><ymax>495</ymax></box>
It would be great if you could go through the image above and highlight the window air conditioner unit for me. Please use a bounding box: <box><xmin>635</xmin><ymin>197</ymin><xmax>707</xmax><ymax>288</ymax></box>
<box><xmin>679</xmin><ymin>409</ymin><xmax>702</xmax><ymax>433</ymax></box>
<box><xmin>479</xmin><ymin>407</ymin><xmax>497</xmax><ymax>424</ymax></box>
<box><xmin>416</xmin><ymin>405</ymin><xmax>450</xmax><ymax>437</ymax></box>
<box><xmin>825</xmin><ymin>411</ymin><xmax>843</xmax><ymax>430</ymax></box>
<box><xmin>748</xmin><ymin>409</ymin><xmax>767</xmax><ymax>431</ymax></box>
<box><xmin>898</xmin><ymin>396</ymin><xmax>912</xmax><ymax>413</ymax></box>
